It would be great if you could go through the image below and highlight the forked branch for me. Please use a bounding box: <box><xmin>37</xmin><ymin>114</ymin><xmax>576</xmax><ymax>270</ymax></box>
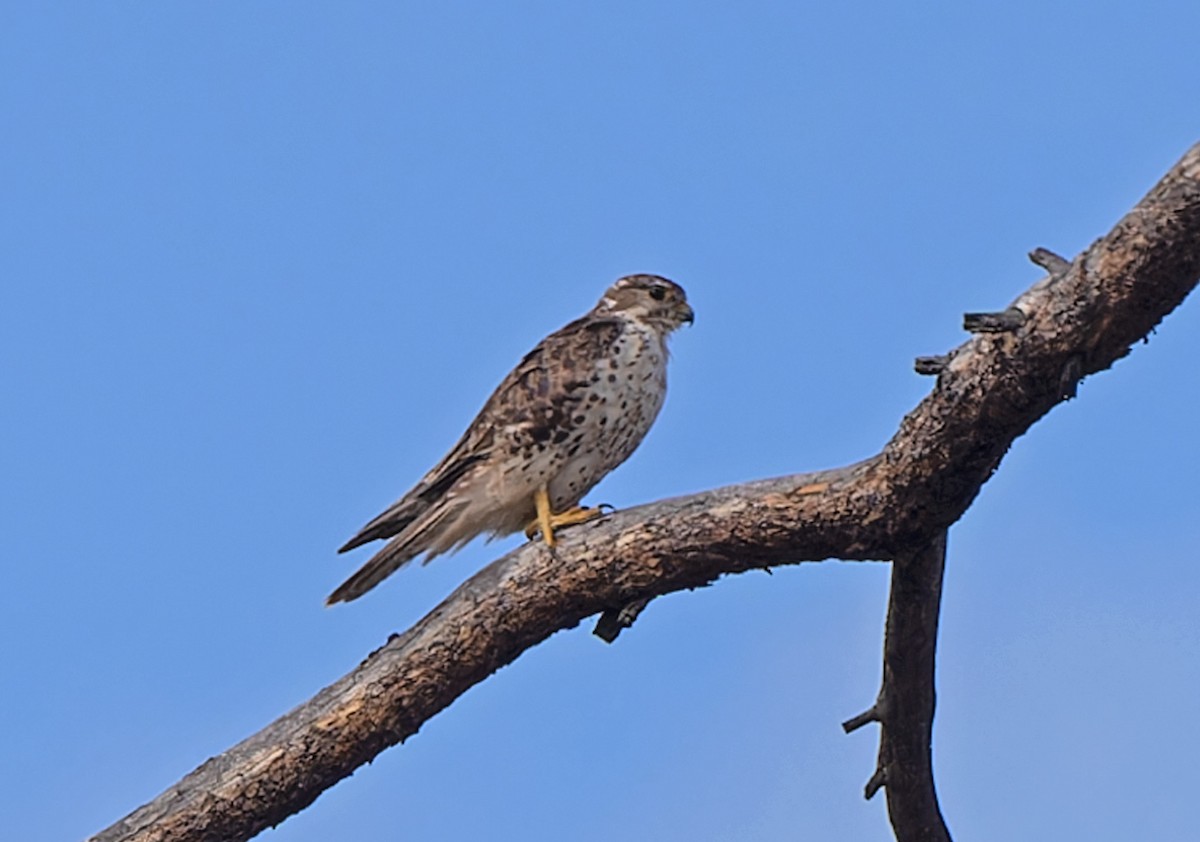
<box><xmin>88</xmin><ymin>142</ymin><xmax>1200</xmax><ymax>842</ymax></box>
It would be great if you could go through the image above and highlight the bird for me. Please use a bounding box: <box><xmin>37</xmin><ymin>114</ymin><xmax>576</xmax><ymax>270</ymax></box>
<box><xmin>327</xmin><ymin>274</ymin><xmax>694</xmax><ymax>605</ymax></box>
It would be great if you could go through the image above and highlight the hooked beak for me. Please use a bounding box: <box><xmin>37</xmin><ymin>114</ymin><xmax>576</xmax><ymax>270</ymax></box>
<box><xmin>680</xmin><ymin>303</ymin><xmax>695</xmax><ymax>326</ymax></box>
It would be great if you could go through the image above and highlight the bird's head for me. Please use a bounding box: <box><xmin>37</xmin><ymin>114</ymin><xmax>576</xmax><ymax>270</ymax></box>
<box><xmin>597</xmin><ymin>274</ymin><xmax>694</xmax><ymax>333</ymax></box>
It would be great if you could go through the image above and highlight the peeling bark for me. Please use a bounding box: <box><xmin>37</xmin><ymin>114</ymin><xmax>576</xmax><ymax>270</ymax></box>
<box><xmin>88</xmin><ymin>142</ymin><xmax>1200</xmax><ymax>842</ymax></box>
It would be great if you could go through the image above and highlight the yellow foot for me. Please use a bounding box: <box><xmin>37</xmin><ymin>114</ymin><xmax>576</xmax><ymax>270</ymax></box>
<box><xmin>524</xmin><ymin>487</ymin><xmax>608</xmax><ymax>546</ymax></box>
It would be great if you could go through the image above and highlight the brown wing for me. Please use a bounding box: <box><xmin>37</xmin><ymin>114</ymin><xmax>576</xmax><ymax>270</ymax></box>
<box><xmin>476</xmin><ymin>313</ymin><xmax>624</xmax><ymax>450</ymax></box>
<box><xmin>337</xmin><ymin>312</ymin><xmax>624</xmax><ymax>554</ymax></box>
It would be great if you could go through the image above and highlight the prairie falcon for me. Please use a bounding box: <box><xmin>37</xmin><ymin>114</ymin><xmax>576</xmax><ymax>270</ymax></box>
<box><xmin>327</xmin><ymin>274</ymin><xmax>693</xmax><ymax>604</ymax></box>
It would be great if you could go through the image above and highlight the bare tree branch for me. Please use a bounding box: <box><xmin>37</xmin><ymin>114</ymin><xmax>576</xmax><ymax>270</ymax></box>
<box><xmin>913</xmin><ymin>355</ymin><xmax>949</xmax><ymax>376</ymax></box>
<box><xmin>87</xmin><ymin>142</ymin><xmax>1200</xmax><ymax>842</ymax></box>
<box><xmin>1028</xmin><ymin>247</ymin><xmax>1071</xmax><ymax>275</ymax></box>
<box><xmin>592</xmin><ymin>596</ymin><xmax>651</xmax><ymax>642</ymax></box>
<box><xmin>962</xmin><ymin>307</ymin><xmax>1026</xmax><ymax>333</ymax></box>
<box><xmin>845</xmin><ymin>534</ymin><xmax>951</xmax><ymax>841</ymax></box>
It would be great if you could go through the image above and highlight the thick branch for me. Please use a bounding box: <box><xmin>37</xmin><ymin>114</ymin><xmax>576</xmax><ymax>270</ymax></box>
<box><xmin>88</xmin><ymin>142</ymin><xmax>1200</xmax><ymax>842</ymax></box>
<box><xmin>873</xmin><ymin>534</ymin><xmax>951</xmax><ymax>841</ymax></box>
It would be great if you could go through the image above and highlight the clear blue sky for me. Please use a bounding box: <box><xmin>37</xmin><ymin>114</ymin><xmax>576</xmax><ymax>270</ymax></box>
<box><xmin>3</xmin><ymin>4</ymin><xmax>1198</xmax><ymax>841</ymax></box>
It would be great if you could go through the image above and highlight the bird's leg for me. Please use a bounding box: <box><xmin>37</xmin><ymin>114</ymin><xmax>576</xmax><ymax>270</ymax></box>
<box><xmin>533</xmin><ymin>485</ymin><xmax>557</xmax><ymax>548</ymax></box>
<box><xmin>525</xmin><ymin>486</ymin><xmax>608</xmax><ymax>546</ymax></box>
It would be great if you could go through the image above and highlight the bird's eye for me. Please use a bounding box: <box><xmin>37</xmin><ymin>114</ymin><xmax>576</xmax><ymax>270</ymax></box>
<box><xmin>649</xmin><ymin>286</ymin><xmax>666</xmax><ymax>301</ymax></box>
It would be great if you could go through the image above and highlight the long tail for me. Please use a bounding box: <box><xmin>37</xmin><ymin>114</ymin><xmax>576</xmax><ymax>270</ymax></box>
<box><xmin>326</xmin><ymin>500</ymin><xmax>466</xmax><ymax>604</ymax></box>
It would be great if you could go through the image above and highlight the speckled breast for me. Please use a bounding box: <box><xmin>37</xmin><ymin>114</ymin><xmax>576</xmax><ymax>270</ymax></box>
<box><xmin>548</xmin><ymin>320</ymin><xmax>668</xmax><ymax>508</ymax></box>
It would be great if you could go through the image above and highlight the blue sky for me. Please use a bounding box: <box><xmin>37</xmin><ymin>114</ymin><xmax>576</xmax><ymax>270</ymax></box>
<box><xmin>3</xmin><ymin>4</ymin><xmax>1198</xmax><ymax>840</ymax></box>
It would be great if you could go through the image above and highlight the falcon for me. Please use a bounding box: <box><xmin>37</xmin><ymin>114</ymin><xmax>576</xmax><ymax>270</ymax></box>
<box><xmin>327</xmin><ymin>274</ymin><xmax>693</xmax><ymax>604</ymax></box>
